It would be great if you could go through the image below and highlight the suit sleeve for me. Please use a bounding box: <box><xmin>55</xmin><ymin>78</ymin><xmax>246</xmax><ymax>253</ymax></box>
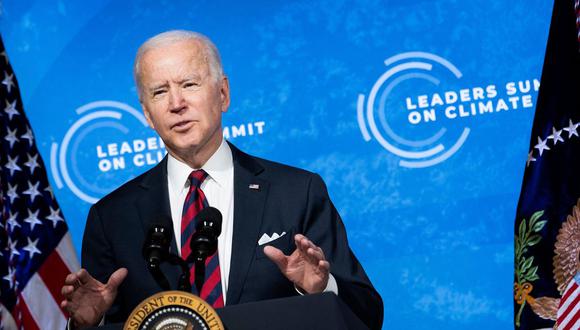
<box><xmin>302</xmin><ymin>173</ymin><xmax>384</xmax><ymax>330</ymax></box>
<box><xmin>81</xmin><ymin>204</ymin><xmax>124</xmax><ymax>323</ymax></box>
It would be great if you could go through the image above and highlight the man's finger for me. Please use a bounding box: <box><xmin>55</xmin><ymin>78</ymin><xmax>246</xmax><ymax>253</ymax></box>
<box><xmin>318</xmin><ymin>260</ymin><xmax>330</xmax><ymax>273</ymax></box>
<box><xmin>60</xmin><ymin>300</ymin><xmax>69</xmax><ymax>311</ymax></box>
<box><xmin>263</xmin><ymin>245</ymin><xmax>288</xmax><ymax>271</ymax></box>
<box><xmin>295</xmin><ymin>235</ymin><xmax>325</xmax><ymax>264</ymax></box>
<box><xmin>295</xmin><ymin>233</ymin><xmax>307</xmax><ymax>241</ymax></box>
<box><xmin>107</xmin><ymin>268</ymin><xmax>128</xmax><ymax>289</ymax></box>
<box><xmin>61</xmin><ymin>285</ymin><xmax>75</xmax><ymax>297</ymax></box>
<box><xmin>64</xmin><ymin>272</ymin><xmax>78</xmax><ymax>285</ymax></box>
<box><xmin>294</xmin><ymin>234</ymin><xmax>309</xmax><ymax>247</ymax></box>
<box><xmin>307</xmin><ymin>247</ymin><xmax>325</xmax><ymax>262</ymax></box>
<box><xmin>295</xmin><ymin>235</ymin><xmax>311</xmax><ymax>254</ymax></box>
<box><xmin>295</xmin><ymin>235</ymin><xmax>321</xmax><ymax>255</ymax></box>
<box><xmin>76</xmin><ymin>268</ymin><xmax>91</xmax><ymax>284</ymax></box>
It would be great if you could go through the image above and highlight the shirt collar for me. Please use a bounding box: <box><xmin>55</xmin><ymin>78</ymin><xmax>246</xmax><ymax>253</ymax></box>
<box><xmin>167</xmin><ymin>139</ymin><xmax>233</xmax><ymax>189</ymax></box>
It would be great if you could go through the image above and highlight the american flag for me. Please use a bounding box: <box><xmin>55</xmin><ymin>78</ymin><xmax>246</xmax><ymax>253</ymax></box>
<box><xmin>0</xmin><ymin>36</ymin><xmax>79</xmax><ymax>329</ymax></box>
<box><xmin>557</xmin><ymin>273</ymin><xmax>580</xmax><ymax>330</ymax></box>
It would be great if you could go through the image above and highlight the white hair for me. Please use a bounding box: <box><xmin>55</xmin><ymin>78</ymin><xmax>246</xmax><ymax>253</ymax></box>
<box><xmin>133</xmin><ymin>30</ymin><xmax>224</xmax><ymax>100</ymax></box>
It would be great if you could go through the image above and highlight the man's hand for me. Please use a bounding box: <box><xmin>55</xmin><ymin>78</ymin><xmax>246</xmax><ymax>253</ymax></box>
<box><xmin>60</xmin><ymin>268</ymin><xmax>128</xmax><ymax>328</ymax></box>
<box><xmin>263</xmin><ymin>234</ymin><xmax>330</xmax><ymax>294</ymax></box>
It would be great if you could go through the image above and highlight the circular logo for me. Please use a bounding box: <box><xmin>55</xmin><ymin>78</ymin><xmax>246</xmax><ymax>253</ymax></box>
<box><xmin>357</xmin><ymin>52</ymin><xmax>470</xmax><ymax>168</ymax></box>
<box><xmin>124</xmin><ymin>291</ymin><xmax>224</xmax><ymax>330</ymax></box>
<box><xmin>50</xmin><ymin>100</ymin><xmax>165</xmax><ymax>203</ymax></box>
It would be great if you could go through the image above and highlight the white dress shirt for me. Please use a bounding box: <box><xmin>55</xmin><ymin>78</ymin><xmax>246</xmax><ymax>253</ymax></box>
<box><xmin>167</xmin><ymin>138</ymin><xmax>234</xmax><ymax>304</ymax></box>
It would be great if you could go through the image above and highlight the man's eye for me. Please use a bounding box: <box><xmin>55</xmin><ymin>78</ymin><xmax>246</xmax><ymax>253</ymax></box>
<box><xmin>183</xmin><ymin>82</ymin><xmax>199</xmax><ymax>89</ymax></box>
<box><xmin>152</xmin><ymin>90</ymin><xmax>166</xmax><ymax>97</ymax></box>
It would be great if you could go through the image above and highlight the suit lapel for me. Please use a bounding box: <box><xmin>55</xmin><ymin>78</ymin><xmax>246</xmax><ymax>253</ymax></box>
<box><xmin>226</xmin><ymin>143</ymin><xmax>269</xmax><ymax>305</ymax></box>
<box><xmin>134</xmin><ymin>157</ymin><xmax>182</xmax><ymax>288</ymax></box>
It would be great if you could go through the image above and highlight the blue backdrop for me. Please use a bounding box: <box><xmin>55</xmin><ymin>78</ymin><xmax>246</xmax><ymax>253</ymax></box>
<box><xmin>0</xmin><ymin>1</ymin><xmax>553</xmax><ymax>328</ymax></box>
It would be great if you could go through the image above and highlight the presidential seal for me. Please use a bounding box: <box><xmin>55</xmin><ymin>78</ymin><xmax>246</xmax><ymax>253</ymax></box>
<box><xmin>124</xmin><ymin>291</ymin><xmax>224</xmax><ymax>330</ymax></box>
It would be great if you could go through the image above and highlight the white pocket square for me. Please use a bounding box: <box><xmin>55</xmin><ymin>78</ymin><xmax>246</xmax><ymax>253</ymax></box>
<box><xmin>258</xmin><ymin>231</ymin><xmax>286</xmax><ymax>246</ymax></box>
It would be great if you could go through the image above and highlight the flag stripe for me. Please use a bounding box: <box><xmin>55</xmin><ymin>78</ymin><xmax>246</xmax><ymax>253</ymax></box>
<box><xmin>0</xmin><ymin>302</ymin><xmax>17</xmax><ymax>329</ymax></box>
<box><xmin>56</xmin><ymin>233</ymin><xmax>80</xmax><ymax>272</ymax></box>
<box><xmin>562</xmin><ymin>311</ymin><xmax>580</xmax><ymax>330</ymax></box>
<box><xmin>21</xmin><ymin>273</ymin><xmax>67</xmax><ymax>330</ymax></box>
<box><xmin>561</xmin><ymin>281</ymin><xmax>579</xmax><ymax>308</ymax></box>
<box><xmin>17</xmin><ymin>295</ymin><xmax>40</xmax><ymax>330</ymax></box>
<box><xmin>37</xmin><ymin>248</ymin><xmax>72</xmax><ymax>315</ymax></box>
<box><xmin>558</xmin><ymin>283</ymin><xmax>580</xmax><ymax>324</ymax></box>
<box><xmin>559</xmin><ymin>291</ymin><xmax>580</xmax><ymax>329</ymax></box>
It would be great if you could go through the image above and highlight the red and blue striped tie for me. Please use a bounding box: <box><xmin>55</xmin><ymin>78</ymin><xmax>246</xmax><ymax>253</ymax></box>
<box><xmin>180</xmin><ymin>169</ymin><xmax>224</xmax><ymax>308</ymax></box>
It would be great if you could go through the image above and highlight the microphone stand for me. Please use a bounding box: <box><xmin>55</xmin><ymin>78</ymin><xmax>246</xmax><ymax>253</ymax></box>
<box><xmin>167</xmin><ymin>254</ymin><xmax>192</xmax><ymax>292</ymax></box>
<box><xmin>194</xmin><ymin>253</ymin><xmax>206</xmax><ymax>294</ymax></box>
<box><xmin>148</xmin><ymin>264</ymin><xmax>171</xmax><ymax>291</ymax></box>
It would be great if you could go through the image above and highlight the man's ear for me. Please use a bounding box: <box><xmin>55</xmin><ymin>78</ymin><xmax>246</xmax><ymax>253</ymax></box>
<box><xmin>220</xmin><ymin>76</ymin><xmax>230</xmax><ymax>113</ymax></box>
<box><xmin>141</xmin><ymin>104</ymin><xmax>155</xmax><ymax>129</ymax></box>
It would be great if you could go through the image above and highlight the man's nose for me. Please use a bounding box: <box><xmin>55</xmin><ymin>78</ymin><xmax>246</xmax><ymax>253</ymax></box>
<box><xmin>168</xmin><ymin>88</ymin><xmax>186</xmax><ymax>112</ymax></box>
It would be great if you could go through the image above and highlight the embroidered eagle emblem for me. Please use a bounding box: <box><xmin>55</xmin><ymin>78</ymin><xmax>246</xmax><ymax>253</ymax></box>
<box><xmin>514</xmin><ymin>198</ymin><xmax>580</xmax><ymax>327</ymax></box>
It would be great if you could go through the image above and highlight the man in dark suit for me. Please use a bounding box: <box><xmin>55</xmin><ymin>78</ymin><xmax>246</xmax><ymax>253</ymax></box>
<box><xmin>60</xmin><ymin>30</ymin><xmax>383</xmax><ymax>329</ymax></box>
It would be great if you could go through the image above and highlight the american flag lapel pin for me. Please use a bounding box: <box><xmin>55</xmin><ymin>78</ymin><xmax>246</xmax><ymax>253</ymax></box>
<box><xmin>249</xmin><ymin>183</ymin><xmax>260</xmax><ymax>190</ymax></box>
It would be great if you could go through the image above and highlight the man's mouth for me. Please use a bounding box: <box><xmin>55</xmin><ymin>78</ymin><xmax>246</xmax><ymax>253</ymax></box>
<box><xmin>172</xmin><ymin>120</ymin><xmax>195</xmax><ymax>131</ymax></box>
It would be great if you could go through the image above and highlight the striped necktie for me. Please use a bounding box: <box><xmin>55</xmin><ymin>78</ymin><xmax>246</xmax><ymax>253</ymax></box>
<box><xmin>180</xmin><ymin>169</ymin><xmax>224</xmax><ymax>308</ymax></box>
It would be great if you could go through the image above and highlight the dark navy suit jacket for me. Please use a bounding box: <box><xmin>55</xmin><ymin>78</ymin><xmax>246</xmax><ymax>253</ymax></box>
<box><xmin>82</xmin><ymin>143</ymin><xmax>383</xmax><ymax>329</ymax></box>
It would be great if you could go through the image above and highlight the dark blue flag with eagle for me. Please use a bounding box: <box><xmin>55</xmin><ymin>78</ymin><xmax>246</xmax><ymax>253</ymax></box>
<box><xmin>513</xmin><ymin>0</ymin><xmax>580</xmax><ymax>329</ymax></box>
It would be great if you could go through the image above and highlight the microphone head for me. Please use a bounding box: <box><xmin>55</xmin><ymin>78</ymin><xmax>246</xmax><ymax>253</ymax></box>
<box><xmin>143</xmin><ymin>224</ymin><xmax>171</xmax><ymax>269</ymax></box>
<box><xmin>196</xmin><ymin>207</ymin><xmax>222</xmax><ymax>236</ymax></box>
<box><xmin>190</xmin><ymin>207</ymin><xmax>223</xmax><ymax>259</ymax></box>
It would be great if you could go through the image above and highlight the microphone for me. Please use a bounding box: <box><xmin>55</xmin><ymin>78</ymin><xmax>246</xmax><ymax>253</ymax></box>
<box><xmin>143</xmin><ymin>223</ymin><xmax>194</xmax><ymax>292</ymax></box>
<box><xmin>189</xmin><ymin>207</ymin><xmax>222</xmax><ymax>293</ymax></box>
<box><xmin>143</xmin><ymin>225</ymin><xmax>171</xmax><ymax>270</ymax></box>
<box><xmin>190</xmin><ymin>207</ymin><xmax>222</xmax><ymax>259</ymax></box>
<box><xmin>142</xmin><ymin>224</ymin><xmax>171</xmax><ymax>291</ymax></box>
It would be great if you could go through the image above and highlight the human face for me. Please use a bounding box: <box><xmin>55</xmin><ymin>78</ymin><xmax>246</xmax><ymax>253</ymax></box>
<box><xmin>138</xmin><ymin>39</ymin><xmax>230</xmax><ymax>166</ymax></box>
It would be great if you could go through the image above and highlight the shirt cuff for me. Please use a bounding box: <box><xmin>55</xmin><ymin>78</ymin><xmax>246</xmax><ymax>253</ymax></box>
<box><xmin>294</xmin><ymin>274</ymin><xmax>338</xmax><ymax>296</ymax></box>
<box><xmin>67</xmin><ymin>316</ymin><xmax>105</xmax><ymax>329</ymax></box>
<box><xmin>324</xmin><ymin>274</ymin><xmax>338</xmax><ymax>295</ymax></box>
